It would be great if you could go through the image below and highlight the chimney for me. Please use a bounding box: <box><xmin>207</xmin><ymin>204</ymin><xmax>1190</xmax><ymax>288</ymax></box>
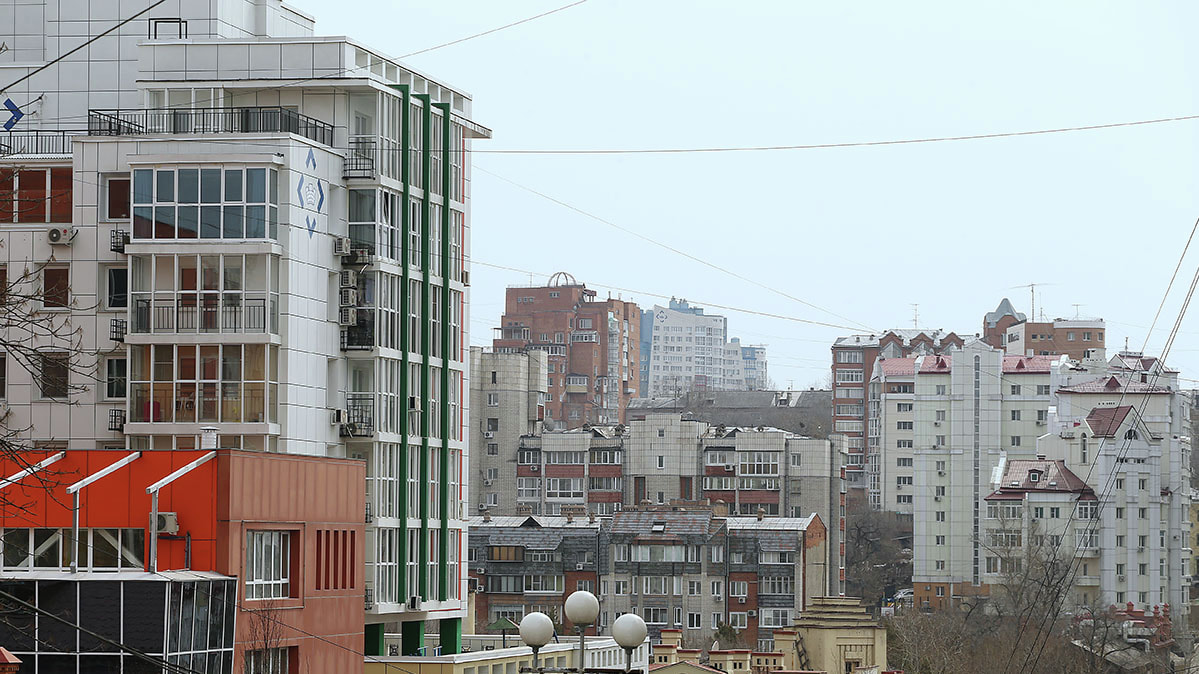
<box><xmin>482</xmin><ymin>511</ymin><xmax>491</xmax><ymax>522</ymax></box>
<box><xmin>200</xmin><ymin>426</ymin><xmax>219</xmax><ymax>450</ymax></box>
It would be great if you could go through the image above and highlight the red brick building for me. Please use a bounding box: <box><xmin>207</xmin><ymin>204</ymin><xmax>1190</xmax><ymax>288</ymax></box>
<box><xmin>493</xmin><ymin>273</ymin><xmax>640</xmax><ymax>427</ymax></box>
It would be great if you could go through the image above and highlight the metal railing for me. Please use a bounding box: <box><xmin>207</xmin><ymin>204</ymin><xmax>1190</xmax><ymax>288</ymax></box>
<box><xmin>88</xmin><ymin>107</ymin><xmax>334</xmax><ymax>146</ymax></box>
<box><xmin>110</xmin><ymin>230</ymin><xmax>129</xmax><ymax>253</ymax></box>
<box><xmin>0</xmin><ymin>130</ymin><xmax>80</xmax><ymax>156</ymax></box>
<box><xmin>109</xmin><ymin>318</ymin><xmax>127</xmax><ymax>342</ymax></box>
<box><xmin>108</xmin><ymin>409</ymin><xmax>126</xmax><ymax>432</ymax></box>
<box><xmin>341</xmin><ymin>394</ymin><xmax>375</xmax><ymax>437</ymax></box>
<box><xmin>132</xmin><ymin>297</ymin><xmax>268</xmax><ymax>334</ymax></box>
<box><xmin>345</xmin><ymin>136</ymin><xmax>376</xmax><ymax>179</ymax></box>
<box><xmin>340</xmin><ymin>310</ymin><xmax>376</xmax><ymax>350</ymax></box>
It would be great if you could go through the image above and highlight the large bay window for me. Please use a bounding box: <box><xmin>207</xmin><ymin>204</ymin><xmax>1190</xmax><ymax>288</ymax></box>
<box><xmin>131</xmin><ymin>166</ymin><xmax>278</xmax><ymax>241</ymax></box>
<box><xmin>128</xmin><ymin>343</ymin><xmax>279</xmax><ymax>424</ymax></box>
<box><xmin>130</xmin><ymin>253</ymin><xmax>279</xmax><ymax>334</ymax></box>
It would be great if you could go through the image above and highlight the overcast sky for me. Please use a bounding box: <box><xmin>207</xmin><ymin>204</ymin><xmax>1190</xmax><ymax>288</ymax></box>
<box><xmin>294</xmin><ymin>0</ymin><xmax>1199</xmax><ymax>390</ymax></box>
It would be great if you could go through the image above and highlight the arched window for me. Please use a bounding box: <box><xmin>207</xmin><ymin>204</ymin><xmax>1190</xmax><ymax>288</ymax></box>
<box><xmin>1080</xmin><ymin>434</ymin><xmax>1088</xmax><ymax>463</ymax></box>
<box><xmin>1124</xmin><ymin>429</ymin><xmax>1138</xmax><ymax>440</ymax></box>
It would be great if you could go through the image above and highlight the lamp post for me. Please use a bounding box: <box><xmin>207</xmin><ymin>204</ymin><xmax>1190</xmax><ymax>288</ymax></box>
<box><xmin>612</xmin><ymin>613</ymin><xmax>648</xmax><ymax>673</ymax></box>
<box><xmin>519</xmin><ymin>596</ymin><xmax>646</xmax><ymax>674</ymax></box>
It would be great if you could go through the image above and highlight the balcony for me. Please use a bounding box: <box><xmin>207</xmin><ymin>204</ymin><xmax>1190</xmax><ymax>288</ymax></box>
<box><xmin>132</xmin><ymin>296</ymin><xmax>270</xmax><ymax>335</ymax></box>
<box><xmin>344</xmin><ymin>136</ymin><xmax>376</xmax><ymax>180</ymax></box>
<box><xmin>340</xmin><ymin>394</ymin><xmax>375</xmax><ymax>437</ymax></box>
<box><xmin>108</xmin><ymin>409</ymin><xmax>126</xmax><ymax>432</ymax></box>
<box><xmin>88</xmin><ymin>107</ymin><xmax>334</xmax><ymax>146</ymax></box>
<box><xmin>341</xmin><ymin>311</ymin><xmax>376</xmax><ymax>351</ymax></box>
<box><xmin>0</xmin><ymin>129</ymin><xmax>80</xmax><ymax>157</ymax></box>
<box><xmin>110</xmin><ymin>318</ymin><xmax>127</xmax><ymax>342</ymax></box>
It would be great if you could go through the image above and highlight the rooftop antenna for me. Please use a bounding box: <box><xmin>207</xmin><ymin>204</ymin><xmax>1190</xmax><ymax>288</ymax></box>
<box><xmin>1072</xmin><ymin>304</ymin><xmax>1082</xmax><ymax>319</ymax></box>
<box><xmin>1008</xmin><ymin>282</ymin><xmax>1057</xmax><ymax>323</ymax></box>
<box><xmin>910</xmin><ymin>303</ymin><xmax>919</xmax><ymax>329</ymax></box>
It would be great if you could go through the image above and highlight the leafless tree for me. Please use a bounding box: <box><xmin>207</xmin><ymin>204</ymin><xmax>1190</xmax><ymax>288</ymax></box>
<box><xmin>243</xmin><ymin>600</ymin><xmax>287</xmax><ymax>671</ymax></box>
<box><xmin>844</xmin><ymin>501</ymin><xmax>912</xmax><ymax>607</ymax></box>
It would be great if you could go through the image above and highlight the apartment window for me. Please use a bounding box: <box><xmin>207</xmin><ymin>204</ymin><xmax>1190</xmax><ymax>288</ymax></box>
<box><xmin>103</xmin><ymin>267</ymin><xmax>129</xmax><ymax>310</ymax></box>
<box><xmin>657</xmin><ymin>455</ymin><xmax>665</xmax><ymax>469</ymax></box>
<box><xmin>614</xmin><ymin>580</ymin><xmax>629</xmax><ymax>595</ymax></box>
<box><xmin>1117</xmin><ymin>536</ymin><xmax>1125</xmax><ymax>548</ymax></box>
<box><xmin>485</xmin><ymin>493</ymin><xmax>499</xmax><ymax>507</ymax></box>
<box><xmin>657</xmin><ymin>429</ymin><xmax>665</xmax><ymax>438</ymax></box>
<box><xmin>1116</xmin><ymin>478</ymin><xmax>1124</xmax><ymax>490</ymax></box>
<box><xmin>897</xmin><ymin>441</ymin><xmax>913</xmax><ymax>450</ymax></box>
<box><xmin>897</xmin><ymin>495</ymin><xmax>912</xmax><ymax>504</ymax></box>
<box><xmin>896</xmin><ymin>421</ymin><xmax>913</xmax><ymax>430</ymax></box>
<box><xmin>836</xmin><ymin>350</ymin><xmax>864</xmax><ymax>363</ymax></box>
<box><xmin>935</xmin><ymin>486</ymin><xmax>946</xmax><ymax>497</ymax></box>
<box><xmin>105</xmin><ymin>357</ymin><xmax>127</xmax><ymax>399</ymax></box>
<box><xmin>896</xmin><ymin>476</ymin><xmax>913</xmax><ymax>486</ymax></box>
<box><xmin>935</xmin><ymin>385</ymin><xmax>947</xmax><ymax>395</ymax></box>
<box><xmin>728</xmin><ymin>612</ymin><xmax>748</xmax><ymax>629</ymax></box>
<box><xmin>104</xmin><ymin>175</ymin><xmax>132</xmax><ymax>220</ymax></box>
<box><xmin>730</xmin><ymin>551</ymin><xmax>744</xmax><ymax>564</ymax></box>
<box><xmin>688</xmin><ymin>612</ymin><xmax>702</xmax><ymax>629</ymax></box>
<box><xmin>711</xmin><ymin>580</ymin><xmax>723</xmax><ymax>597</ymax></box>
<box><xmin>0</xmin><ymin>167</ymin><xmax>71</xmax><ymax>223</ymax></box>
<box><xmin>1037</xmin><ymin>384</ymin><xmax>1050</xmax><ymax>395</ymax></box>
<box><xmin>244</xmin><ymin>648</ymin><xmax>289</xmax><ymax>674</ymax></box>
<box><xmin>614</xmin><ymin>545</ymin><xmax>629</xmax><ymax>562</ymax></box>
<box><xmin>132</xmin><ymin>166</ymin><xmax>279</xmax><ymax>240</ymax></box>
<box><xmin>935</xmin><ymin>511</ymin><xmax>945</xmax><ymax>522</ymax></box>
<box><xmin>935</xmin><ymin>410</ymin><xmax>946</xmax><ymax>421</ymax></box>
<box><xmin>897</xmin><ymin>402</ymin><xmax>913</xmax><ymax>412</ymax></box>
<box><xmin>935</xmin><ymin>560</ymin><xmax>945</xmax><ymax>570</ymax></box>
<box><xmin>43</xmin><ymin>266</ymin><xmax>69</xmax><ymax>308</ymax></box>
<box><xmin>1010</xmin><ymin>410</ymin><xmax>1021</xmax><ymax>421</ymax></box>
<box><xmin>487</xmin><ymin>418</ymin><xmax>499</xmax><ymax>432</ymax></box>
<box><xmin>1067</xmin><ymin>332</ymin><xmax>1075</xmax><ymax>341</ymax></box>
<box><xmin>487</xmin><ymin>393</ymin><xmax>499</xmax><ymax>407</ymax></box>
<box><xmin>935</xmin><ymin>460</ymin><xmax>946</xmax><ymax>471</ymax></box>
<box><xmin>790</xmin><ymin>453</ymin><xmax>802</xmax><ymax>467</ymax></box>
<box><xmin>1010</xmin><ymin>385</ymin><xmax>1021</xmax><ymax>395</ymax></box>
<box><xmin>487</xmin><ymin>443</ymin><xmax>498</xmax><ymax>456</ymax></box>
<box><xmin>1139</xmin><ymin>479</ymin><xmax>1147</xmax><ymax>490</ymax></box>
<box><xmin>1033</xmin><ymin>507</ymin><xmax>1044</xmax><ymax>519</ymax></box>
<box><xmin>729</xmin><ymin>581</ymin><xmax>748</xmax><ymax>597</ymax></box>
<box><xmin>935</xmin><ymin>535</ymin><xmax>945</xmax><ymax>546</ymax></box>
<box><xmin>897</xmin><ymin>457</ymin><xmax>913</xmax><ymax>467</ymax></box>
<box><xmin>688</xmin><ymin>580</ymin><xmax>701</xmax><ymax>596</ymax></box>
<box><xmin>643</xmin><ymin>607</ymin><xmax>667</xmax><ymax>625</ymax></box>
<box><xmin>1139</xmin><ymin>508</ymin><xmax>1147</xmax><ymax>519</ymax></box>
<box><xmin>712</xmin><ymin>613</ymin><xmax>722</xmax><ymax>629</ymax></box>
<box><xmin>1116</xmin><ymin>507</ymin><xmax>1125</xmax><ymax>519</ymax></box>
<box><xmin>1010</xmin><ymin>436</ymin><xmax>1021</xmax><ymax>447</ymax></box>
<box><xmin>245</xmin><ymin>530</ymin><xmax>291</xmax><ymax>599</ymax></box>
<box><xmin>935</xmin><ymin>435</ymin><xmax>946</xmax><ymax>446</ymax></box>
<box><xmin>835</xmin><ymin>369</ymin><xmax>864</xmax><ymax>383</ymax></box>
<box><xmin>39</xmin><ymin>352</ymin><xmax>70</xmax><ymax>398</ymax></box>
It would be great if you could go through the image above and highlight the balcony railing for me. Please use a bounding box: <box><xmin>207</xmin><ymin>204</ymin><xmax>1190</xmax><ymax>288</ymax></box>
<box><xmin>341</xmin><ymin>310</ymin><xmax>376</xmax><ymax>350</ymax></box>
<box><xmin>108</xmin><ymin>409</ymin><xmax>126</xmax><ymax>432</ymax></box>
<box><xmin>0</xmin><ymin>130</ymin><xmax>80</xmax><ymax>156</ymax></box>
<box><xmin>110</xmin><ymin>230</ymin><xmax>129</xmax><ymax>253</ymax></box>
<box><xmin>88</xmin><ymin>107</ymin><xmax>334</xmax><ymax>146</ymax></box>
<box><xmin>341</xmin><ymin>394</ymin><xmax>375</xmax><ymax>437</ymax></box>
<box><xmin>132</xmin><ymin>296</ymin><xmax>270</xmax><ymax>334</ymax></box>
<box><xmin>344</xmin><ymin>136</ymin><xmax>376</xmax><ymax>179</ymax></box>
<box><xmin>110</xmin><ymin>318</ymin><xmax>127</xmax><ymax>342</ymax></box>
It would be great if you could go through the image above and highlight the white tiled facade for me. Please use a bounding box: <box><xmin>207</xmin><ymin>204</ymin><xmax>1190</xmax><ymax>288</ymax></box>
<box><xmin>0</xmin><ymin>0</ymin><xmax>486</xmax><ymax>638</ymax></box>
<box><xmin>645</xmin><ymin>300</ymin><xmax>767</xmax><ymax>397</ymax></box>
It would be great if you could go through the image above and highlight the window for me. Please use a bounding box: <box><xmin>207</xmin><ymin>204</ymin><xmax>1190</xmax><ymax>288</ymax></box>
<box><xmin>935</xmin><ymin>409</ymin><xmax>946</xmax><ymax>421</ymax></box>
<box><xmin>1067</xmin><ymin>332</ymin><xmax>1075</xmax><ymax>341</ymax></box>
<box><xmin>689</xmin><ymin>580</ymin><xmax>701</xmax><ymax>596</ymax></box>
<box><xmin>643</xmin><ymin>607</ymin><xmax>667</xmax><ymax>625</ymax></box>
<box><xmin>897</xmin><ymin>403</ymin><xmax>913</xmax><ymax>412</ymax></box>
<box><xmin>43</xmin><ymin>266</ymin><xmax>69</xmax><ymax>308</ymax></box>
<box><xmin>935</xmin><ymin>536</ymin><xmax>945</xmax><ymax>546</ymax></box>
<box><xmin>1050</xmin><ymin>507</ymin><xmax>1060</xmax><ymax>519</ymax></box>
<box><xmin>104</xmin><ymin>267</ymin><xmax>128</xmax><ymax>309</ymax></box>
<box><xmin>244</xmin><ymin>648</ymin><xmax>289</xmax><ymax>674</ymax></box>
<box><xmin>0</xmin><ymin>353</ymin><xmax>5</xmax><ymax>399</ymax></box>
<box><xmin>712</xmin><ymin>613</ymin><xmax>722</xmax><ymax>629</ymax></box>
<box><xmin>935</xmin><ymin>384</ymin><xmax>947</xmax><ymax>395</ymax></box>
<box><xmin>896</xmin><ymin>421</ymin><xmax>913</xmax><ymax>430</ymax></box>
<box><xmin>1037</xmin><ymin>384</ymin><xmax>1050</xmax><ymax>395</ymax></box>
<box><xmin>245</xmin><ymin>530</ymin><xmax>291</xmax><ymax>599</ymax></box>
<box><xmin>613</xmin><ymin>545</ymin><xmax>629</xmax><ymax>562</ymax></box>
<box><xmin>711</xmin><ymin>580</ymin><xmax>723</xmax><ymax>597</ymax></box>
<box><xmin>711</xmin><ymin>546</ymin><xmax>724</xmax><ymax>563</ymax></box>
<box><xmin>1010</xmin><ymin>410</ymin><xmax>1021</xmax><ymax>421</ymax></box>
<box><xmin>657</xmin><ymin>455</ymin><xmax>665</xmax><ymax>469</ymax></box>
<box><xmin>730</xmin><ymin>580</ymin><xmax>748</xmax><ymax>597</ymax></box>
<box><xmin>836</xmin><ymin>350</ymin><xmax>864</xmax><ymax>363</ymax></box>
<box><xmin>835</xmin><ymin>369</ymin><xmax>864</xmax><ymax>383</ymax></box>
<box><xmin>1010</xmin><ymin>436</ymin><xmax>1021</xmax><ymax>447</ymax></box>
<box><xmin>0</xmin><ymin>167</ymin><xmax>71</xmax><ymax>223</ymax></box>
<box><xmin>728</xmin><ymin>612</ymin><xmax>748</xmax><ymax>629</ymax></box>
<box><xmin>935</xmin><ymin>434</ymin><xmax>946</xmax><ymax>446</ymax></box>
<box><xmin>487</xmin><ymin>393</ymin><xmax>499</xmax><ymax>407</ymax></box>
<box><xmin>105</xmin><ymin>357</ymin><xmax>127</xmax><ymax>398</ymax></box>
<box><xmin>760</xmin><ymin>608</ymin><xmax>792</xmax><ymax>628</ymax></box>
<box><xmin>132</xmin><ymin>166</ymin><xmax>279</xmax><ymax>240</ymax></box>
<box><xmin>688</xmin><ymin>612</ymin><xmax>702</xmax><ymax>629</ymax></box>
<box><xmin>935</xmin><ymin>511</ymin><xmax>945</xmax><ymax>522</ymax></box>
<box><xmin>39</xmin><ymin>352</ymin><xmax>70</xmax><ymax>398</ymax></box>
<box><xmin>104</xmin><ymin>175</ymin><xmax>132</xmax><ymax>220</ymax></box>
<box><xmin>1010</xmin><ymin>385</ymin><xmax>1021</xmax><ymax>395</ymax></box>
<box><xmin>614</xmin><ymin>580</ymin><xmax>629</xmax><ymax>594</ymax></box>
<box><xmin>1139</xmin><ymin>508</ymin><xmax>1147</xmax><ymax>519</ymax></box>
<box><xmin>896</xmin><ymin>476</ymin><xmax>913</xmax><ymax>486</ymax></box>
<box><xmin>487</xmin><ymin>443</ymin><xmax>498</xmax><ymax>456</ymax></box>
<box><xmin>1116</xmin><ymin>507</ymin><xmax>1124</xmax><ymax>519</ymax></box>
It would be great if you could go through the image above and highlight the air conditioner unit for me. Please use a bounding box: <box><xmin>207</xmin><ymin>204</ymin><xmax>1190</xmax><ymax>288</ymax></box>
<box><xmin>576</xmin><ymin>562</ymin><xmax>585</xmax><ymax>570</ymax></box>
<box><xmin>724</xmin><ymin>464</ymin><xmax>734</xmax><ymax>471</ymax></box>
<box><xmin>530</xmin><ymin>465</ymin><xmax>540</xmax><ymax>472</ymax></box>
<box><xmin>934</xmin><ymin>496</ymin><xmax>943</xmax><ymax>502</ymax></box>
<box><xmin>334</xmin><ymin>237</ymin><xmax>353</xmax><ymax>255</ymax></box>
<box><xmin>483</xmin><ymin>431</ymin><xmax>494</xmax><ymax>439</ymax></box>
<box><xmin>339</xmin><ymin>287</ymin><xmax>358</xmax><ymax>306</ymax></box>
<box><xmin>738</xmin><ymin>597</ymin><xmax>746</xmax><ymax>604</ymax></box>
<box><xmin>408</xmin><ymin>596</ymin><xmax>421</xmax><ymax>610</ymax></box>
<box><xmin>332</xmin><ymin>409</ymin><xmax>348</xmax><ymax>425</ymax></box>
<box><xmin>1036</xmin><ymin>420</ymin><xmax>1046</xmax><ymax>426</ymax></box>
<box><xmin>154</xmin><ymin>512</ymin><xmax>179</xmax><ymax>535</ymax></box>
<box><xmin>1118</xmin><ymin>575</ymin><xmax>1126</xmax><ymax>582</ymax></box>
<box><xmin>339</xmin><ymin>269</ymin><xmax>358</xmax><ymax>288</ymax></box>
<box><xmin>747</xmin><ymin>610</ymin><xmax>757</xmax><ymax>617</ymax></box>
<box><xmin>937</xmin><ymin>470</ymin><xmax>945</xmax><ymax>476</ymax></box>
<box><xmin>483</xmin><ymin>479</ymin><xmax>493</xmax><ymax>486</ymax></box>
<box><xmin>934</xmin><ymin>421</ymin><xmax>942</xmax><ymax>426</ymax></box>
<box><xmin>477</xmin><ymin>503</ymin><xmax>487</xmax><ymax>510</ymax></box>
<box><xmin>896</xmin><ymin>484</ymin><xmax>903</xmax><ymax>490</ymax></box>
<box><xmin>933</xmin><ymin>445</ymin><xmax>941</xmax><ymax>449</ymax></box>
<box><xmin>339</xmin><ymin>306</ymin><xmax>358</xmax><ymax>326</ymax></box>
<box><xmin>476</xmin><ymin>567</ymin><xmax>486</xmax><ymax>575</ymax></box>
<box><xmin>47</xmin><ymin>227</ymin><xmax>77</xmax><ymax>245</ymax></box>
<box><xmin>408</xmin><ymin>395</ymin><xmax>421</xmax><ymax>412</ymax></box>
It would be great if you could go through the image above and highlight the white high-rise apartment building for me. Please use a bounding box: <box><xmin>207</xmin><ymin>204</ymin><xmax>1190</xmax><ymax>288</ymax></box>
<box><xmin>0</xmin><ymin>0</ymin><xmax>486</xmax><ymax>655</ymax></box>
<box><xmin>646</xmin><ymin>299</ymin><xmax>766</xmax><ymax>396</ymax></box>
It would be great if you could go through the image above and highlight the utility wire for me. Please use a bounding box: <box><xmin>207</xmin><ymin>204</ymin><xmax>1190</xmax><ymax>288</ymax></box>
<box><xmin>475</xmin><ymin>166</ymin><xmax>880</xmax><ymax>333</ymax></box>
<box><xmin>1</xmin><ymin>0</ymin><xmax>167</xmax><ymax>94</ymax></box>
<box><xmin>398</xmin><ymin>0</ymin><xmax>590</xmax><ymax>59</ymax></box>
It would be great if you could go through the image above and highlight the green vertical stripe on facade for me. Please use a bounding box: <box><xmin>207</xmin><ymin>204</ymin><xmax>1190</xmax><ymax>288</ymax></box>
<box><xmin>435</xmin><ymin>102</ymin><xmax>452</xmax><ymax>601</ymax></box>
<box><xmin>365</xmin><ymin>623</ymin><xmax>386</xmax><ymax>657</ymax></box>
<box><xmin>416</xmin><ymin>93</ymin><xmax>432</xmax><ymax>599</ymax></box>
<box><xmin>392</xmin><ymin>83</ymin><xmax>412</xmax><ymax>602</ymax></box>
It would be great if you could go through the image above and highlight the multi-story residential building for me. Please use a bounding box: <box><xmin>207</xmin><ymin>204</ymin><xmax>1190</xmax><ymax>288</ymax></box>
<box><xmin>628</xmin><ymin>389</ymin><xmax>831</xmax><ymax>438</ymax></box>
<box><xmin>831</xmin><ymin>329</ymin><xmax>964</xmax><ymax>494</ymax></box>
<box><xmin>0</xmin><ymin>0</ymin><xmax>484</xmax><ymax>664</ymax></box>
<box><xmin>643</xmin><ymin>300</ymin><xmax>766</xmax><ymax>397</ymax></box>
<box><xmin>493</xmin><ymin>272</ymin><xmax>640</xmax><ymax>428</ymax></box>
<box><xmin>469</xmin><ymin>347</ymin><xmax>547</xmax><ymax>516</ymax></box>
<box><xmin>475</xmin><ymin>412</ymin><xmax>846</xmax><ymax>594</ymax></box>
<box><xmin>903</xmin><ymin>341</ymin><xmax>1191</xmax><ymax>618</ymax></box>
<box><xmin>982</xmin><ymin>297</ymin><xmax>1106</xmax><ymax>360</ymax></box>
<box><xmin>468</xmin><ymin>506</ymin><xmax>829</xmax><ymax>653</ymax></box>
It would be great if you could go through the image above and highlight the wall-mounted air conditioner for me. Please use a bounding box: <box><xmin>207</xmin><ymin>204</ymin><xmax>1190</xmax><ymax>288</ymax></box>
<box><xmin>339</xmin><ymin>269</ymin><xmax>358</xmax><ymax>287</ymax></box>
<box><xmin>339</xmin><ymin>288</ymin><xmax>358</xmax><ymax>307</ymax></box>
<box><xmin>47</xmin><ymin>227</ymin><xmax>77</xmax><ymax>245</ymax></box>
<box><xmin>339</xmin><ymin>307</ymin><xmax>358</xmax><ymax>326</ymax></box>
<box><xmin>334</xmin><ymin>237</ymin><xmax>353</xmax><ymax>255</ymax></box>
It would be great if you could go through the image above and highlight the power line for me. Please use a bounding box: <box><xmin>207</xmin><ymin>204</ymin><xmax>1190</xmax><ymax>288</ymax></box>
<box><xmin>474</xmin><ymin>166</ymin><xmax>879</xmax><ymax>333</ymax></box>
<box><xmin>398</xmin><ymin>0</ymin><xmax>590</xmax><ymax>59</ymax></box>
<box><xmin>1</xmin><ymin>0</ymin><xmax>167</xmax><ymax>94</ymax></box>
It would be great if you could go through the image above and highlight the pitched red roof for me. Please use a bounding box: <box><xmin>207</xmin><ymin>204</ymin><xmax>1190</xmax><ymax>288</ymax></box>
<box><xmin>987</xmin><ymin>459</ymin><xmax>1094</xmax><ymax>497</ymax></box>
<box><xmin>1086</xmin><ymin>406</ymin><xmax>1133</xmax><ymax>438</ymax></box>
<box><xmin>877</xmin><ymin>358</ymin><xmax>916</xmax><ymax>376</ymax></box>
<box><xmin>1002</xmin><ymin>355</ymin><xmax>1057</xmax><ymax>374</ymax></box>
<box><xmin>919</xmin><ymin>355</ymin><xmax>952</xmax><ymax>373</ymax></box>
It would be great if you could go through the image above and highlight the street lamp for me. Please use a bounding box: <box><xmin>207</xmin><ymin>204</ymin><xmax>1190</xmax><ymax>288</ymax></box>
<box><xmin>612</xmin><ymin>613</ymin><xmax>648</xmax><ymax>673</ymax></box>
<box><xmin>564</xmin><ymin>591</ymin><xmax>600</xmax><ymax>674</ymax></box>
<box><xmin>520</xmin><ymin>612</ymin><xmax>555</xmax><ymax>669</ymax></box>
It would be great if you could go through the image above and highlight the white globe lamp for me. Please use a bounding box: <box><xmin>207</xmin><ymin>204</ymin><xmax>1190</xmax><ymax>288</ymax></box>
<box><xmin>520</xmin><ymin>611</ymin><xmax>555</xmax><ymax>649</ymax></box>
<box><xmin>612</xmin><ymin>613</ymin><xmax>647</xmax><ymax>672</ymax></box>
<box><xmin>564</xmin><ymin>590</ymin><xmax>600</xmax><ymax>627</ymax></box>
